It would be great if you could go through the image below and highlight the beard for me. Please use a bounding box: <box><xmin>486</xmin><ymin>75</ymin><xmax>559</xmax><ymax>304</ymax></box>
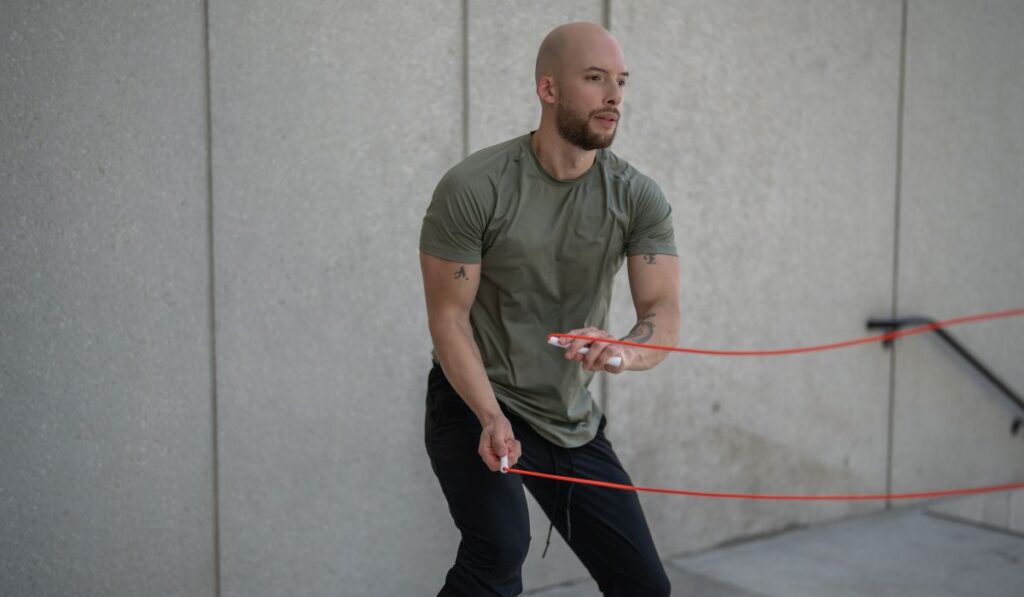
<box><xmin>555</xmin><ymin>99</ymin><xmax>618</xmax><ymax>150</ymax></box>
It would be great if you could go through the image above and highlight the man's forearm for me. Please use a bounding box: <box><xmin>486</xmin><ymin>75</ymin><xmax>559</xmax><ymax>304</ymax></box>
<box><xmin>429</xmin><ymin>316</ymin><xmax>503</xmax><ymax>425</ymax></box>
<box><xmin>621</xmin><ymin>303</ymin><xmax>680</xmax><ymax>371</ymax></box>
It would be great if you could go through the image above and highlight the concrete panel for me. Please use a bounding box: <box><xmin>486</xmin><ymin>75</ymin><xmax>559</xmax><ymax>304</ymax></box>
<box><xmin>0</xmin><ymin>2</ymin><xmax>215</xmax><ymax>597</ymax></box>
<box><xmin>209</xmin><ymin>2</ymin><xmax>462</xmax><ymax>595</ymax></box>
<box><xmin>468</xmin><ymin>0</ymin><xmax>604</xmax><ymax>152</ymax></box>
<box><xmin>927</xmin><ymin>489</ymin><xmax>1024</xmax><ymax>535</ymax></box>
<box><xmin>672</xmin><ymin>507</ymin><xmax>1024</xmax><ymax>597</ymax></box>
<box><xmin>892</xmin><ymin>0</ymin><xmax>1024</xmax><ymax>499</ymax></box>
<box><xmin>537</xmin><ymin>505</ymin><xmax>1024</xmax><ymax>596</ymax></box>
<box><xmin>467</xmin><ymin>2</ymin><xmax>607</xmax><ymax>590</ymax></box>
<box><xmin>607</xmin><ymin>0</ymin><xmax>902</xmax><ymax>557</ymax></box>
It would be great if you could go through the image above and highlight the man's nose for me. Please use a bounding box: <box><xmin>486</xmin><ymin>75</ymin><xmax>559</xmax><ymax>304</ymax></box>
<box><xmin>605</xmin><ymin>83</ymin><xmax>622</xmax><ymax>106</ymax></box>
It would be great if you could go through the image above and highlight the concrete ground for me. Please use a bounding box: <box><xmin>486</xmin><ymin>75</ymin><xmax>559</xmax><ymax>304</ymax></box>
<box><xmin>527</xmin><ymin>493</ymin><xmax>1024</xmax><ymax>596</ymax></box>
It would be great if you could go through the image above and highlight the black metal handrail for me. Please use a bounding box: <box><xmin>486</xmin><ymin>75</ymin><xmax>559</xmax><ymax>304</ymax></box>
<box><xmin>866</xmin><ymin>316</ymin><xmax>1023</xmax><ymax>436</ymax></box>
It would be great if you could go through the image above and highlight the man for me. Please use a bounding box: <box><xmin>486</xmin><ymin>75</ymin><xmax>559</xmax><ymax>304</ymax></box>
<box><xmin>419</xmin><ymin>21</ymin><xmax>680</xmax><ymax>596</ymax></box>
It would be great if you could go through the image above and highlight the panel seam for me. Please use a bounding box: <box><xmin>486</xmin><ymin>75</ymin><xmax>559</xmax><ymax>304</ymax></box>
<box><xmin>462</xmin><ymin>0</ymin><xmax>470</xmax><ymax>157</ymax></box>
<box><xmin>886</xmin><ymin>0</ymin><xmax>910</xmax><ymax>510</ymax></box>
<box><xmin>201</xmin><ymin>0</ymin><xmax>222</xmax><ymax>593</ymax></box>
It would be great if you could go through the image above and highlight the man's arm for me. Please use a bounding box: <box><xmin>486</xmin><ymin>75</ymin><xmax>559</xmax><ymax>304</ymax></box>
<box><xmin>621</xmin><ymin>253</ymin><xmax>680</xmax><ymax>370</ymax></box>
<box><xmin>420</xmin><ymin>252</ymin><xmax>521</xmax><ymax>471</ymax></box>
<box><xmin>561</xmin><ymin>253</ymin><xmax>680</xmax><ymax>372</ymax></box>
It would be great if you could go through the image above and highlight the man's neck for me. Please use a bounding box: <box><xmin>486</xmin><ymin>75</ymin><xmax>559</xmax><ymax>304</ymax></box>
<box><xmin>530</xmin><ymin>126</ymin><xmax>597</xmax><ymax>181</ymax></box>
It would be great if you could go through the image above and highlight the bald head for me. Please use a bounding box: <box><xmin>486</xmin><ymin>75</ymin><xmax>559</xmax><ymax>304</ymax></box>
<box><xmin>535</xmin><ymin>22</ymin><xmax>625</xmax><ymax>84</ymax></box>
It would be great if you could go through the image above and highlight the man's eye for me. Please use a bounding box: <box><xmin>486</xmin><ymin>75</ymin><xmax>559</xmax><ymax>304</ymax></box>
<box><xmin>618</xmin><ymin>80</ymin><xmax>627</xmax><ymax>87</ymax></box>
<box><xmin>588</xmin><ymin>75</ymin><xmax>601</xmax><ymax>81</ymax></box>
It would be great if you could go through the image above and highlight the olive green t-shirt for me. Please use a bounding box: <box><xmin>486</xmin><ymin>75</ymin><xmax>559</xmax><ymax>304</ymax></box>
<box><xmin>420</xmin><ymin>132</ymin><xmax>676</xmax><ymax>447</ymax></box>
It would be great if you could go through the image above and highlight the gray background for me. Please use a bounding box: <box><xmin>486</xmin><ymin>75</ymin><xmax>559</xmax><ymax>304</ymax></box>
<box><xmin>2</xmin><ymin>1</ymin><xmax>1022</xmax><ymax>595</ymax></box>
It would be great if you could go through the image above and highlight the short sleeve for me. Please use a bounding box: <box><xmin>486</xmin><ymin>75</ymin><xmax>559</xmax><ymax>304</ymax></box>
<box><xmin>419</xmin><ymin>169</ymin><xmax>491</xmax><ymax>263</ymax></box>
<box><xmin>625</xmin><ymin>176</ymin><xmax>677</xmax><ymax>257</ymax></box>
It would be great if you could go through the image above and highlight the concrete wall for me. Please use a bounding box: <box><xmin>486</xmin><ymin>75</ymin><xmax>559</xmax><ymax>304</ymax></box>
<box><xmin>2</xmin><ymin>1</ymin><xmax>1022</xmax><ymax>596</ymax></box>
<box><xmin>208</xmin><ymin>1</ymin><xmax>462</xmax><ymax>595</ymax></box>
<box><xmin>0</xmin><ymin>1</ymin><xmax>216</xmax><ymax>596</ymax></box>
<box><xmin>606</xmin><ymin>0</ymin><xmax>902</xmax><ymax>557</ymax></box>
<box><xmin>892</xmin><ymin>0</ymin><xmax>1024</xmax><ymax>501</ymax></box>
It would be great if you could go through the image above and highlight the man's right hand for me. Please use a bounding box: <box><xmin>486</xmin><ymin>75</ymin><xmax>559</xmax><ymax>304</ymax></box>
<box><xmin>479</xmin><ymin>414</ymin><xmax>522</xmax><ymax>472</ymax></box>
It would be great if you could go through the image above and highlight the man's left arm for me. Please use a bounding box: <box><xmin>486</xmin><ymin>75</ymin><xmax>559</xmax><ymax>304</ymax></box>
<box><xmin>619</xmin><ymin>253</ymin><xmax>680</xmax><ymax>370</ymax></box>
<box><xmin>562</xmin><ymin>253</ymin><xmax>680</xmax><ymax>372</ymax></box>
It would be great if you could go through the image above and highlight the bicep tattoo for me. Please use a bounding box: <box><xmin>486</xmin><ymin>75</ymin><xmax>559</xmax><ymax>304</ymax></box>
<box><xmin>642</xmin><ymin>254</ymin><xmax>658</xmax><ymax>265</ymax></box>
<box><xmin>453</xmin><ymin>266</ymin><xmax>468</xmax><ymax>280</ymax></box>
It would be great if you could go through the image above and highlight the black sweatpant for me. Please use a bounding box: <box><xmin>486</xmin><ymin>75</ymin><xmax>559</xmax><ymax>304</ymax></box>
<box><xmin>424</xmin><ymin>363</ymin><xmax>670</xmax><ymax>596</ymax></box>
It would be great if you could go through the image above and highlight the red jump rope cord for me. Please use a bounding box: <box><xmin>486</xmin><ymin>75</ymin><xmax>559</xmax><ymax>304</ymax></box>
<box><xmin>547</xmin><ymin>306</ymin><xmax>1024</xmax><ymax>357</ymax></box>
<box><xmin>505</xmin><ymin>468</ymin><xmax>1024</xmax><ymax>501</ymax></box>
<box><xmin>526</xmin><ymin>306</ymin><xmax>1024</xmax><ymax>501</ymax></box>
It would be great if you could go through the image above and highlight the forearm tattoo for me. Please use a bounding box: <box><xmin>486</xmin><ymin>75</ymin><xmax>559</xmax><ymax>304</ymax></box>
<box><xmin>622</xmin><ymin>311</ymin><xmax>656</xmax><ymax>344</ymax></box>
<box><xmin>454</xmin><ymin>266</ymin><xmax>468</xmax><ymax>280</ymax></box>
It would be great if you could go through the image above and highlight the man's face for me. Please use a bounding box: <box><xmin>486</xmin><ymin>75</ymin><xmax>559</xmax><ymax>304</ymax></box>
<box><xmin>555</xmin><ymin>92</ymin><xmax>620</xmax><ymax>150</ymax></box>
<box><xmin>554</xmin><ymin>46</ymin><xmax>628</xmax><ymax>150</ymax></box>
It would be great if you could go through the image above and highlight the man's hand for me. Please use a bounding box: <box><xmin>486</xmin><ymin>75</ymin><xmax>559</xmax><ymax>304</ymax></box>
<box><xmin>557</xmin><ymin>327</ymin><xmax>630</xmax><ymax>373</ymax></box>
<box><xmin>479</xmin><ymin>414</ymin><xmax>522</xmax><ymax>472</ymax></box>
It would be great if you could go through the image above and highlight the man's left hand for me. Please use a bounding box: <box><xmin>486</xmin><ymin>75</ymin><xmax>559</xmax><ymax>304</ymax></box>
<box><xmin>557</xmin><ymin>327</ymin><xmax>629</xmax><ymax>373</ymax></box>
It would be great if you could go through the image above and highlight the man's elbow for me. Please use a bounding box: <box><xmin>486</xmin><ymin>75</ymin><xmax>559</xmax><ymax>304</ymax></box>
<box><xmin>427</xmin><ymin>309</ymin><xmax>472</xmax><ymax>339</ymax></box>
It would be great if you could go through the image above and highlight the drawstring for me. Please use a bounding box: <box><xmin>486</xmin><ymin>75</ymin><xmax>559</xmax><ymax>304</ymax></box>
<box><xmin>542</xmin><ymin>443</ymin><xmax>558</xmax><ymax>558</ymax></box>
<box><xmin>541</xmin><ymin>444</ymin><xmax>576</xmax><ymax>558</ymax></box>
<box><xmin>565</xmin><ymin>449</ymin><xmax>575</xmax><ymax>544</ymax></box>
<box><xmin>541</xmin><ymin>519</ymin><xmax>555</xmax><ymax>559</ymax></box>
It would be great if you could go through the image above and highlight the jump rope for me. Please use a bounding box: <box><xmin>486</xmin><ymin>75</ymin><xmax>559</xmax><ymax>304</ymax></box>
<box><xmin>496</xmin><ymin>306</ymin><xmax>1024</xmax><ymax>501</ymax></box>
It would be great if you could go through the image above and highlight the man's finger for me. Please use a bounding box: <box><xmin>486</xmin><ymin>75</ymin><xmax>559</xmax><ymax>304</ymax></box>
<box><xmin>550</xmin><ymin>336</ymin><xmax>624</xmax><ymax>368</ymax></box>
<box><xmin>602</xmin><ymin>348</ymin><xmax>626</xmax><ymax>373</ymax></box>
<box><xmin>566</xmin><ymin>327</ymin><xmax>602</xmax><ymax>359</ymax></box>
<box><xmin>480</xmin><ymin>433</ymin><xmax>501</xmax><ymax>471</ymax></box>
<box><xmin>564</xmin><ymin>328</ymin><xmax>586</xmax><ymax>358</ymax></box>
<box><xmin>479</xmin><ymin>448</ymin><xmax>499</xmax><ymax>472</ymax></box>
<box><xmin>583</xmin><ymin>340</ymin><xmax>610</xmax><ymax>369</ymax></box>
<box><xmin>508</xmin><ymin>439</ymin><xmax>522</xmax><ymax>467</ymax></box>
<box><xmin>598</xmin><ymin>345</ymin><xmax>624</xmax><ymax>371</ymax></box>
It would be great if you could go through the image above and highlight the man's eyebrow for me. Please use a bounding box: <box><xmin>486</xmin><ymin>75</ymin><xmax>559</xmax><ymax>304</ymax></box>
<box><xmin>583</xmin><ymin>66</ymin><xmax>629</xmax><ymax>77</ymax></box>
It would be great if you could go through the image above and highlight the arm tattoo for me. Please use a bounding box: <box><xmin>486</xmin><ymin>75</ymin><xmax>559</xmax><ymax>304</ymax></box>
<box><xmin>453</xmin><ymin>266</ymin><xmax>468</xmax><ymax>280</ymax></box>
<box><xmin>621</xmin><ymin>311</ymin><xmax>656</xmax><ymax>344</ymax></box>
<box><xmin>643</xmin><ymin>254</ymin><xmax>658</xmax><ymax>265</ymax></box>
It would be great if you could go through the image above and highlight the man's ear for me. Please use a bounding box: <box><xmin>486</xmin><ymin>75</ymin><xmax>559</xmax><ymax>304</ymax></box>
<box><xmin>536</xmin><ymin>75</ymin><xmax>557</xmax><ymax>106</ymax></box>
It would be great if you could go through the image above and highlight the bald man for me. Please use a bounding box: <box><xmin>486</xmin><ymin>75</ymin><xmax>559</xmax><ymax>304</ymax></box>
<box><xmin>420</xmin><ymin>22</ymin><xmax>679</xmax><ymax>596</ymax></box>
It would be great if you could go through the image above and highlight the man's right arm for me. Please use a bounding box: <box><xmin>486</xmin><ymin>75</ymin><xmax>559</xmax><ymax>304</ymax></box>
<box><xmin>420</xmin><ymin>251</ymin><xmax>520</xmax><ymax>471</ymax></box>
